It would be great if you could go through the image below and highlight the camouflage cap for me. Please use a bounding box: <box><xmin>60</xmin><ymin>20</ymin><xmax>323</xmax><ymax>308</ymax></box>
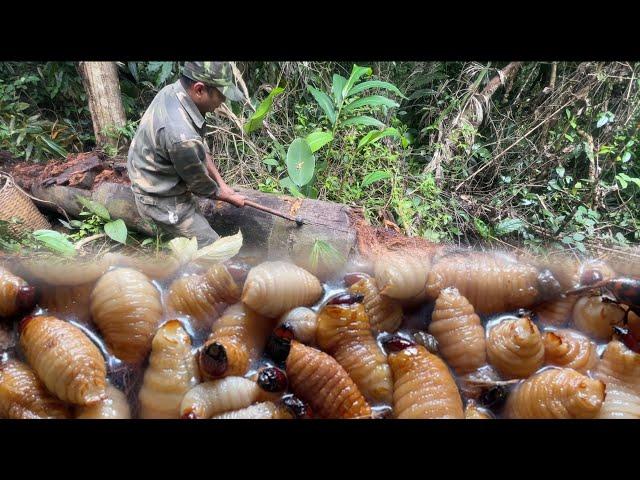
<box><xmin>182</xmin><ymin>61</ymin><xmax>245</xmax><ymax>102</ymax></box>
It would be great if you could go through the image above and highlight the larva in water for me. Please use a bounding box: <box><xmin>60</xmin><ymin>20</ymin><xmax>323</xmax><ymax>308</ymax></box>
<box><xmin>383</xmin><ymin>337</ymin><xmax>464</xmax><ymax>419</ymax></box>
<box><xmin>534</xmin><ymin>295</ymin><xmax>578</xmax><ymax>328</ymax></box>
<box><xmin>425</xmin><ymin>252</ymin><xmax>561</xmax><ymax>314</ymax></box>
<box><xmin>21</xmin><ymin>255</ymin><xmax>111</xmax><ymax>286</ymax></box>
<box><xmin>19</xmin><ymin>315</ymin><xmax>106</xmax><ymax>405</ymax></box>
<box><xmin>543</xmin><ymin>329</ymin><xmax>597</xmax><ymax>373</ymax></box>
<box><xmin>316</xmin><ymin>294</ymin><xmax>393</xmax><ymax>404</ymax></box>
<box><xmin>39</xmin><ymin>282</ymin><xmax>94</xmax><ymax>323</ymax></box>
<box><xmin>0</xmin><ymin>266</ymin><xmax>35</xmax><ymax>318</ymax></box>
<box><xmin>505</xmin><ymin>368</ymin><xmax>605</xmax><ymax>419</ymax></box>
<box><xmin>198</xmin><ymin>303</ymin><xmax>272</xmax><ymax>380</ymax></box>
<box><xmin>345</xmin><ymin>273</ymin><xmax>403</xmax><ymax>333</ymax></box>
<box><xmin>138</xmin><ymin>320</ymin><xmax>199</xmax><ymax>419</ymax></box>
<box><xmin>76</xmin><ymin>383</ymin><xmax>131</xmax><ymax>419</ymax></box>
<box><xmin>374</xmin><ymin>252</ymin><xmax>430</xmax><ymax>300</ymax></box>
<box><xmin>210</xmin><ymin>401</ymin><xmax>292</xmax><ymax>420</ymax></box>
<box><xmin>429</xmin><ymin>287</ymin><xmax>486</xmax><ymax>374</ymax></box>
<box><xmin>103</xmin><ymin>252</ymin><xmax>181</xmax><ymax>281</ymax></box>
<box><xmin>277</xmin><ymin>307</ymin><xmax>318</xmax><ymax>345</ymax></box>
<box><xmin>242</xmin><ymin>261</ymin><xmax>323</xmax><ymax>318</ymax></box>
<box><xmin>0</xmin><ymin>359</ymin><xmax>70</xmax><ymax>419</ymax></box>
<box><xmin>464</xmin><ymin>400</ymin><xmax>492</xmax><ymax>419</ymax></box>
<box><xmin>592</xmin><ymin>340</ymin><xmax>640</xmax><ymax>419</ymax></box>
<box><xmin>166</xmin><ymin>262</ymin><xmax>245</xmax><ymax>329</ymax></box>
<box><xmin>572</xmin><ymin>296</ymin><xmax>625</xmax><ymax>341</ymax></box>
<box><xmin>90</xmin><ymin>268</ymin><xmax>163</xmax><ymax>364</ymax></box>
<box><xmin>486</xmin><ymin>315</ymin><xmax>545</xmax><ymax>379</ymax></box>
<box><xmin>179</xmin><ymin>368</ymin><xmax>287</xmax><ymax>419</ymax></box>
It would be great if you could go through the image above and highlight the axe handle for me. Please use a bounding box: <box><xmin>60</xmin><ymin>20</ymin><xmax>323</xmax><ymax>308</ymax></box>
<box><xmin>243</xmin><ymin>199</ymin><xmax>300</xmax><ymax>223</ymax></box>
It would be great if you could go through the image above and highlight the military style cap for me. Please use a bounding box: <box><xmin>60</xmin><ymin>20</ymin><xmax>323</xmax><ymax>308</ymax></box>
<box><xmin>182</xmin><ymin>61</ymin><xmax>245</xmax><ymax>102</ymax></box>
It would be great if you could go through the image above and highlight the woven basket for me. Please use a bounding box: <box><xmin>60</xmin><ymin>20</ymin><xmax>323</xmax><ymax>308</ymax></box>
<box><xmin>0</xmin><ymin>174</ymin><xmax>51</xmax><ymax>238</ymax></box>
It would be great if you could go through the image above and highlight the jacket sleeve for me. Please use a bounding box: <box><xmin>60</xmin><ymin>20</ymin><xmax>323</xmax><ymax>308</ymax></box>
<box><xmin>167</xmin><ymin>137</ymin><xmax>218</xmax><ymax>196</ymax></box>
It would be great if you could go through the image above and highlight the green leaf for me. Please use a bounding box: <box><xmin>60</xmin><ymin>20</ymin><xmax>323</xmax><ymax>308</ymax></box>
<box><xmin>141</xmin><ymin>238</ymin><xmax>154</xmax><ymax>246</ymax></box>
<box><xmin>309</xmin><ymin>240</ymin><xmax>346</xmax><ymax>271</ymax></box>
<box><xmin>495</xmin><ymin>218</ymin><xmax>524</xmax><ymax>236</ymax></box>
<box><xmin>305</xmin><ymin>131</ymin><xmax>333</xmax><ymax>153</ymax></box>
<box><xmin>362</xmin><ymin>170</ymin><xmax>392</xmax><ymax>187</ymax></box>
<box><xmin>279</xmin><ymin>177</ymin><xmax>304</xmax><ymax>198</ymax></box>
<box><xmin>344</xmin><ymin>95</ymin><xmax>399</xmax><ymax>113</ymax></box>
<box><xmin>332</xmin><ymin>74</ymin><xmax>347</xmax><ymax>104</ymax></box>
<box><xmin>286</xmin><ymin>138</ymin><xmax>315</xmax><ymax>187</ymax></box>
<box><xmin>76</xmin><ymin>195</ymin><xmax>111</xmax><ymax>221</ymax></box>
<box><xmin>40</xmin><ymin>136</ymin><xmax>67</xmax><ymax>157</ymax></box>
<box><xmin>104</xmin><ymin>219</ymin><xmax>128</xmax><ymax>244</ymax></box>
<box><xmin>556</xmin><ymin>166</ymin><xmax>565</xmax><ymax>178</ymax></box>
<box><xmin>357</xmin><ymin>127</ymin><xmax>400</xmax><ymax>150</ymax></box>
<box><xmin>342</xmin><ymin>64</ymin><xmax>372</xmax><ymax>99</ymax></box>
<box><xmin>346</xmin><ymin>80</ymin><xmax>406</xmax><ymax>99</ymax></box>
<box><xmin>474</xmin><ymin>218</ymin><xmax>492</xmax><ymax>239</ymax></box>
<box><xmin>621</xmin><ymin>151</ymin><xmax>632</xmax><ymax>163</ymax></box>
<box><xmin>341</xmin><ymin>116</ymin><xmax>385</xmax><ymax>129</ymax></box>
<box><xmin>262</xmin><ymin>158</ymin><xmax>279</xmax><ymax>167</ymax></box>
<box><xmin>32</xmin><ymin>230</ymin><xmax>76</xmax><ymax>257</ymax></box>
<box><xmin>572</xmin><ymin>232</ymin><xmax>585</xmax><ymax>241</ymax></box>
<box><xmin>596</xmin><ymin>114</ymin><xmax>609</xmax><ymax>128</ymax></box>
<box><xmin>244</xmin><ymin>86</ymin><xmax>285</xmax><ymax>134</ymax></box>
<box><xmin>307</xmin><ymin>86</ymin><xmax>336</xmax><ymax>125</ymax></box>
<box><xmin>158</xmin><ymin>62</ymin><xmax>174</xmax><ymax>84</ymax></box>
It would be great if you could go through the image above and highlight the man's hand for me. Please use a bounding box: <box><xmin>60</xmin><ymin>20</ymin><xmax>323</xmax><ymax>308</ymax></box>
<box><xmin>215</xmin><ymin>187</ymin><xmax>246</xmax><ymax>208</ymax></box>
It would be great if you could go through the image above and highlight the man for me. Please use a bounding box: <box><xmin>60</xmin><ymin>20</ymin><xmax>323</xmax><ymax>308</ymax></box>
<box><xmin>127</xmin><ymin>61</ymin><xmax>246</xmax><ymax>246</ymax></box>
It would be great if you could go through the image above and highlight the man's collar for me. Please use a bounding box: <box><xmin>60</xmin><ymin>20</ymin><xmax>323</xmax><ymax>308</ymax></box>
<box><xmin>173</xmin><ymin>79</ymin><xmax>205</xmax><ymax>130</ymax></box>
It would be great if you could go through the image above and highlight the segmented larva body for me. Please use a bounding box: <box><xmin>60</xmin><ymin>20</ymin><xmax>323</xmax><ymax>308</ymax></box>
<box><xmin>20</xmin><ymin>315</ymin><xmax>106</xmax><ymax>405</ymax></box>
<box><xmin>347</xmin><ymin>274</ymin><xmax>403</xmax><ymax>333</ymax></box>
<box><xmin>200</xmin><ymin>303</ymin><xmax>272</xmax><ymax>379</ymax></box>
<box><xmin>505</xmin><ymin>368</ymin><xmax>605</xmax><ymax>419</ymax></box>
<box><xmin>90</xmin><ymin>268</ymin><xmax>163</xmax><ymax>364</ymax></box>
<box><xmin>486</xmin><ymin>317</ymin><xmax>544</xmax><ymax>379</ymax></box>
<box><xmin>593</xmin><ymin>341</ymin><xmax>640</xmax><ymax>419</ymax></box>
<box><xmin>22</xmin><ymin>256</ymin><xmax>111</xmax><ymax>286</ymax></box>
<box><xmin>374</xmin><ymin>253</ymin><xmax>430</xmax><ymax>300</ymax></box>
<box><xmin>316</xmin><ymin>303</ymin><xmax>393</xmax><ymax>404</ymax></box>
<box><xmin>211</xmin><ymin>401</ymin><xmax>292</xmax><ymax>419</ymax></box>
<box><xmin>425</xmin><ymin>253</ymin><xmax>544</xmax><ymax>314</ymax></box>
<box><xmin>0</xmin><ymin>359</ymin><xmax>70</xmax><ymax>419</ymax></box>
<box><xmin>0</xmin><ymin>266</ymin><xmax>31</xmax><ymax>318</ymax></box>
<box><xmin>534</xmin><ymin>296</ymin><xmax>578</xmax><ymax>327</ymax></box>
<box><xmin>543</xmin><ymin>329</ymin><xmax>597</xmax><ymax>373</ymax></box>
<box><xmin>180</xmin><ymin>377</ymin><xmax>277</xmax><ymax>419</ymax></box>
<box><xmin>387</xmin><ymin>344</ymin><xmax>464</xmax><ymax>419</ymax></box>
<box><xmin>76</xmin><ymin>384</ymin><xmax>131</xmax><ymax>419</ymax></box>
<box><xmin>572</xmin><ymin>296</ymin><xmax>625</xmax><ymax>341</ymax></box>
<box><xmin>465</xmin><ymin>401</ymin><xmax>492</xmax><ymax>419</ymax></box>
<box><xmin>242</xmin><ymin>262</ymin><xmax>323</xmax><ymax>318</ymax></box>
<box><xmin>286</xmin><ymin>340</ymin><xmax>372</xmax><ymax>419</ymax></box>
<box><xmin>429</xmin><ymin>287</ymin><xmax>486</xmax><ymax>374</ymax></box>
<box><xmin>39</xmin><ymin>283</ymin><xmax>94</xmax><ymax>323</ymax></box>
<box><xmin>138</xmin><ymin>320</ymin><xmax>199</xmax><ymax>419</ymax></box>
<box><xmin>278</xmin><ymin>307</ymin><xmax>318</xmax><ymax>345</ymax></box>
<box><xmin>167</xmin><ymin>264</ymin><xmax>241</xmax><ymax>329</ymax></box>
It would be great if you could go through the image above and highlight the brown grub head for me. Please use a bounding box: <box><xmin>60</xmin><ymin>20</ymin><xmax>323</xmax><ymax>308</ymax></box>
<box><xmin>537</xmin><ymin>268</ymin><xmax>562</xmax><ymax>302</ymax></box>
<box><xmin>16</xmin><ymin>285</ymin><xmax>36</xmax><ymax>313</ymax></box>
<box><xmin>224</xmin><ymin>260</ymin><xmax>251</xmax><ymax>285</ymax></box>
<box><xmin>327</xmin><ymin>292</ymin><xmax>365</xmax><ymax>305</ymax></box>
<box><xmin>265</xmin><ymin>326</ymin><xmax>293</xmax><ymax>364</ymax></box>
<box><xmin>381</xmin><ymin>335</ymin><xmax>416</xmax><ymax>353</ymax></box>
<box><xmin>198</xmin><ymin>342</ymin><xmax>228</xmax><ymax>378</ymax></box>
<box><xmin>281</xmin><ymin>395</ymin><xmax>313</xmax><ymax>419</ymax></box>
<box><xmin>257</xmin><ymin>366</ymin><xmax>288</xmax><ymax>393</ymax></box>
<box><xmin>580</xmin><ymin>268</ymin><xmax>604</xmax><ymax>287</ymax></box>
<box><xmin>343</xmin><ymin>272</ymin><xmax>370</xmax><ymax>287</ymax></box>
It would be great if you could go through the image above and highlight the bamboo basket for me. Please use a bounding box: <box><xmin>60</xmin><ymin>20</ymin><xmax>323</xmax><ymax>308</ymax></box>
<box><xmin>0</xmin><ymin>173</ymin><xmax>51</xmax><ymax>238</ymax></box>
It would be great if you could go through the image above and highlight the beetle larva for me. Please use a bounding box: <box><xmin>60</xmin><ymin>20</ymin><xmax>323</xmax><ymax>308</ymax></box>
<box><xmin>90</xmin><ymin>268</ymin><xmax>163</xmax><ymax>364</ymax></box>
<box><xmin>19</xmin><ymin>315</ymin><xmax>106</xmax><ymax>405</ymax></box>
<box><xmin>486</xmin><ymin>316</ymin><xmax>544</xmax><ymax>379</ymax></box>
<box><xmin>198</xmin><ymin>303</ymin><xmax>272</xmax><ymax>379</ymax></box>
<box><xmin>277</xmin><ymin>307</ymin><xmax>318</xmax><ymax>345</ymax></box>
<box><xmin>505</xmin><ymin>368</ymin><xmax>605</xmax><ymax>419</ymax></box>
<box><xmin>429</xmin><ymin>287</ymin><xmax>486</xmax><ymax>374</ymax></box>
<box><xmin>167</xmin><ymin>263</ymin><xmax>244</xmax><ymax>329</ymax></box>
<box><xmin>383</xmin><ymin>337</ymin><xmax>464</xmax><ymax>419</ymax></box>
<box><xmin>103</xmin><ymin>252</ymin><xmax>181</xmax><ymax>281</ymax></box>
<box><xmin>543</xmin><ymin>329</ymin><xmax>597</xmax><ymax>373</ymax></box>
<box><xmin>39</xmin><ymin>282</ymin><xmax>94</xmax><ymax>323</ymax></box>
<box><xmin>345</xmin><ymin>273</ymin><xmax>403</xmax><ymax>333</ymax></box>
<box><xmin>210</xmin><ymin>401</ymin><xmax>292</xmax><ymax>420</ymax></box>
<box><xmin>138</xmin><ymin>320</ymin><xmax>199</xmax><ymax>419</ymax></box>
<box><xmin>425</xmin><ymin>252</ymin><xmax>561</xmax><ymax>314</ymax></box>
<box><xmin>465</xmin><ymin>400</ymin><xmax>492</xmax><ymax>419</ymax></box>
<box><xmin>76</xmin><ymin>383</ymin><xmax>131</xmax><ymax>419</ymax></box>
<box><xmin>0</xmin><ymin>359</ymin><xmax>70</xmax><ymax>419</ymax></box>
<box><xmin>572</xmin><ymin>296</ymin><xmax>625</xmax><ymax>341</ymax></box>
<box><xmin>180</xmin><ymin>368</ymin><xmax>287</xmax><ymax>419</ymax></box>
<box><xmin>242</xmin><ymin>261</ymin><xmax>323</xmax><ymax>318</ymax></box>
<box><xmin>534</xmin><ymin>295</ymin><xmax>578</xmax><ymax>327</ymax></box>
<box><xmin>374</xmin><ymin>252</ymin><xmax>430</xmax><ymax>300</ymax></box>
<box><xmin>0</xmin><ymin>266</ymin><xmax>35</xmax><ymax>318</ymax></box>
<box><xmin>21</xmin><ymin>255</ymin><xmax>111</xmax><ymax>286</ymax></box>
<box><xmin>316</xmin><ymin>295</ymin><xmax>393</xmax><ymax>404</ymax></box>
<box><xmin>592</xmin><ymin>340</ymin><xmax>640</xmax><ymax>419</ymax></box>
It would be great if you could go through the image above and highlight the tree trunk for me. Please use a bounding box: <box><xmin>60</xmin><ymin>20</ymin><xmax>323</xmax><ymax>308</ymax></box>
<box><xmin>78</xmin><ymin>62</ymin><xmax>127</xmax><ymax>149</ymax></box>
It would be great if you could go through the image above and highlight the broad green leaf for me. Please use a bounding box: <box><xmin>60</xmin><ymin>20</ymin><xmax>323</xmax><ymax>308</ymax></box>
<box><xmin>357</xmin><ymin>127</ymin><xmax>400</xmax><ymax>150</ymax></box>
<box><xmin>76</xmin><ymin>195</ymin><xmax>111</xmax><ymax>221</ymax></box>
<box><xmin>158</xmin><ymin>62</ymin><xmax>174</xmax><ymax>84</ymax></box>
<box><xmin>40</xmin><ymin>136</ymin><xmax>67</xmax><ymax>157</ymax></box>
<box><xmin>495</xmin><ymin>218</ymin><xmax>524</xmax><ymax>236</ymax></box>
<box><xmin>344</xmin><ymin>95</ymin><xmax>399</xmax><ymax>113</ymax></box>
<box><xmin>305</xmin><ymin>131</ymin><xmax>333</xmax><ymax>153</ymax></box>
<box><xmin>596</xmin><ymin>114</ymin><xmax>609</xmax><ymax>128</ymax></box>
<box><xmin>169</xmin><ymin>236</ymin><xmax>198</xmax><ymax>264</ymax></box>
<box><xmin>104</xmin><ymin>219</ymin><xmax>128</xmax><ymax>244</ymax></box>
<box><xmin>474</xmin><ymin>218</ymin><xmax>492</xmax><ymax>239</ymax></box>
<box><xmin>279</xmin><ymin>177</ymin><xmax>304</xmax><ymax>198</ymax></box>
<box><xmin>286</xmin><ymin>138</ymin><xmax>315</xmax><ymax>187</ymax></box>
<box><xmin>332</xmin><ymin>74</ymin><xmax>347</xmax><ymax>104</ymax></box>
<box><xmin>621</xmin><ymin>151</ymin><xmax>632</xmax><ymax>163</ymax></box>
<box><xmin>362</xmin><ymin>170</ymin><xmax>392</xmax><ymax>187</ymax></box>
<box><xmin>556</xmin><ymin>166</ymin><xmax>565</xmax><ymax>178</ymax></box>
<box><xmin>307</xmin><ymin>86</ymin><xmax>336</xmax><ymax>125</ymax></box>
<box><xmin>192</xmin><ymin>230</ymin><xmax>243</xmax><ymax>265</ymax></box>
<box><xmin>244</xmin><ymin>86</ymin><xmax>285</xmax><ymax>134</ymax></box>
<box><xmin>341</xmin><ymin>116</ymin><xmax>385</xmax><ymax>129</ymax></box>
<box><xmin>342</xmin><ymin>64</ymin><xmax>372</xmax><ymax>99</ymax></box>
<box><xmin>141</xmin><ymin>238</ymin><xmax>154</xmax><ymax>246</ymax></box>
<box><xmin>32</xmin><ymin>230</ymin><xmax>77</xmax><ymax>257</ymax></box>
<box><xmin>346</xmin><ymin>80</ymin><xmax>406</xmax><ymax>99</ymax></box>
<box><xmin>263</xmin><ymin>158</ymin><xmax>280</xmax><ymax>167</ymax></box>
<box><xmin>573</xmin><ymin>232</ymin><xmax>585</xmax><ymax>241</ymax></box>
<box><xmin>616</xmin><ymin>174</ymin><xmax>629</xmax><ymax>189</ymax></box>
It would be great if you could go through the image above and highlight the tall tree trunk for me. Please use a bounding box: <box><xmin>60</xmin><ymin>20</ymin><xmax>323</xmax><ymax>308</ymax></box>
<box><xmin>78</xmin><ymin>62</ymin><xmax>127</xmax><ymax>150</ymax></box>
